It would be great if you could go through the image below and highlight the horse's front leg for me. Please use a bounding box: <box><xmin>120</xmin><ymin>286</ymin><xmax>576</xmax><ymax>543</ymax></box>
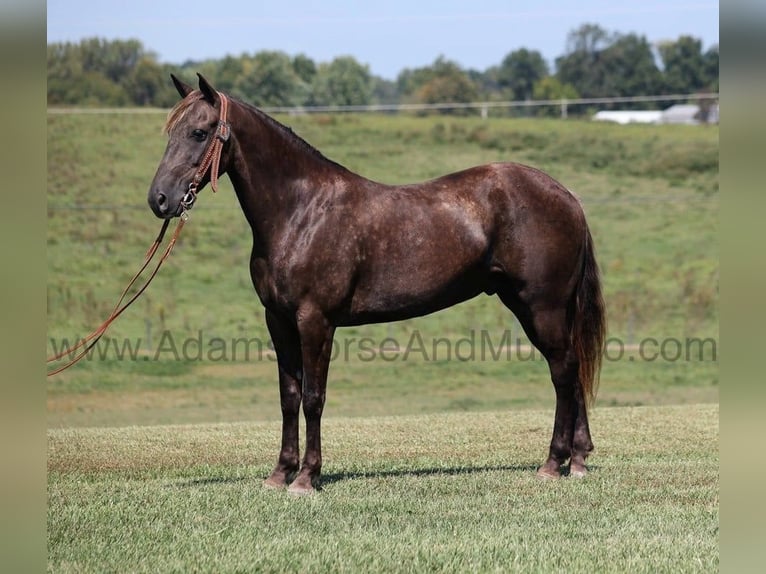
<box><xmin>263</xmin><ymin>309</ymin><xmax>303</xmax><ymax>489</ymax></box>
<box><xmin>288</xmin><ymin>308</ymin><xmax>335</xmax><ymax>495</ymax></box>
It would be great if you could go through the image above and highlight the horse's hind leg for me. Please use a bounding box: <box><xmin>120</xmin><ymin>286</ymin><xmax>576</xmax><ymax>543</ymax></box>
<box><xmin>498</xmin><ymin>293</ymin><xmax>593</xmax><ymax>478</ymax></box>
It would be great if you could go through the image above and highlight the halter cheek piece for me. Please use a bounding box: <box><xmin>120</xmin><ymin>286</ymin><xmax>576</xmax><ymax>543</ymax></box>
<box><xmin>180</xmin><ymin>93</ymin><xmax>231</xmax><ymax>217</ymax></box>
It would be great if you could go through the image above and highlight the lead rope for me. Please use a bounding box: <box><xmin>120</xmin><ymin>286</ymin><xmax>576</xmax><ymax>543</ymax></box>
<box><xmin>46</xmin><ymin>217</ymin><xmax>185</xmax><ymax>376</ymax></box>
<box><xmin>47</xmin><ymin>93</ymin><xmax>231</xmax><ymax>376</ymax></box>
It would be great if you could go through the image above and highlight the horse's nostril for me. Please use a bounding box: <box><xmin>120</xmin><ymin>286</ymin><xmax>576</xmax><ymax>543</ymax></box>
<box><xmin>157</xmin><ymin>192</ymin><xmax>168</xmax><ymax>212</ymax></box>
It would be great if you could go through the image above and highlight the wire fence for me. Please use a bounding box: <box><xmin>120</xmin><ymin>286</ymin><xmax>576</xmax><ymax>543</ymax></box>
<box><xmin>47</xmin><ymin>92</ymin><xmax>719</xmax><ymax>118</ymax></box>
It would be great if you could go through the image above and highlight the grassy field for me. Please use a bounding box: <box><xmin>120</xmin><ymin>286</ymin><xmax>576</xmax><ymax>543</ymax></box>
<box><xmin>48</xmin><ymin>404</ymin><xmax>719</xmax><ymax>573</ymax></box>
<box><xmin>47</xmin><ymin>110</ymin><xmax>718</xmax><ymax>571</ymax></box>
<box><xmin>47</xmin><ymin>111</ymin><xmax>718</xmax><ymax>426</ymax></box>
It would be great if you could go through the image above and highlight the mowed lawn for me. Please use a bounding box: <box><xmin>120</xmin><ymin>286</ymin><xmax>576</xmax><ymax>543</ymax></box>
<box><xmin>48</xmin><ymin>404</ymin><xmax>718</xmax><ymax>573</ymax></box>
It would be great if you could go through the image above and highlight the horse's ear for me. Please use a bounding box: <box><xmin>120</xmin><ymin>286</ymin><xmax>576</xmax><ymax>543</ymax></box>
<box><xmin>171</xmin><ymin>74</ymin><xmax>194</xmax><ymax>98</ymax></box>
<box><xmin>197</xmin><ymin>73</ymin><xmax>220</xmax><ymax>107</ymax></box>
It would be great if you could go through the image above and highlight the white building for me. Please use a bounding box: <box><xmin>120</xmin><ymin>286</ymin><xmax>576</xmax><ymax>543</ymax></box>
<box><xmin>591</xmin><ymin>110</ymin><xmax>663</xmax><ymax>124</ymax></box>
<box><xmin>592</xmin><ymin>103</ymin><xmax>719</xmax><ymax>125</ymax></box>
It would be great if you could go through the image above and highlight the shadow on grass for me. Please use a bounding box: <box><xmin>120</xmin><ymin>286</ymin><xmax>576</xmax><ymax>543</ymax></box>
<box><xmin>320</xmin><ymin>464</ymin><xmax>541</xmax><ymax>486</ymax></box>
<box><xmin>176</xmin><ymin>463</ymin><xmax>599</xmax><ymax>489</ymax></box>
<box><xmin>176</xmin><ymin>463</ymin><xmax>558</xmax><ymax>488</ymax></box>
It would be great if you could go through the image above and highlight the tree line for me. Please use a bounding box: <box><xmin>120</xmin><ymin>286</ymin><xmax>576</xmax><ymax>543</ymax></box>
<box><xmin>47</xmin><ymin>23</ymin><xmax>718</xmax><ymax>114</ymax></box>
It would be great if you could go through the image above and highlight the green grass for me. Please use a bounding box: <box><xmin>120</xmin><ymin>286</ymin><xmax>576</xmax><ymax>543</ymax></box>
<box><xmin>47</xmin><ymin>112</ymin><xmax>718</xmax><ymax>571</ymax></box>
<box><xmin>48</xmin><ymin>404</ymin><xmax>719</xmax><ymax>573</ymax></box>
<box><xmin>47</xmin><ymin>112</ymin><xmax>718</xmax><ymax>427</ymax></box>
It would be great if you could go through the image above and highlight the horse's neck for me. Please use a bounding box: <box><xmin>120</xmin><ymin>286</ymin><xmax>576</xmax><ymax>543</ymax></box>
<box><xmin>227</xmin><ymin>105</ymin><xmax>345</xmax><ymax>252</ymax></box>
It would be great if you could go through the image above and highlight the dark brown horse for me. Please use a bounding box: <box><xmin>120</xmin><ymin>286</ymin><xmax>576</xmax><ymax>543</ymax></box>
<box><xmin>148</xmin><ymin>74</ymin><xmax>606</xmax><ymax>494</ymax></box>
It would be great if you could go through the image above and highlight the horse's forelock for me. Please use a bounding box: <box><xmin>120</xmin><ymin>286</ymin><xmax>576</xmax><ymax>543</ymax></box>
<box><xmin>163</xmin><ymin>91</ymin><xmax>204</xmax><ymax>135</ymax></box>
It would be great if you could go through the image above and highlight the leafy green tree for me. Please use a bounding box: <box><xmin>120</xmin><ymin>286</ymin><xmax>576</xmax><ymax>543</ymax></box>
<box><xmin>371</xmin><ymin>77</ymin><xmax>399</xmax><ymax>105</ymax></box>
<box><xmin>467</xmin><ymin>67</ymin><xmax>499</xmax><ymax>100</ymax></box>
<box><xmin>310</xmin><ymin>56</ymin><xmax>372</xmax><ymax>106</ymax></box>
<box><xmin>557</xmin><ymin>25</ymin><xmax>662</xmax><ymax>104</ymax></box>
<box><xmin>292</xmin><ymin>54</ymin><xmax>317</xmax><ymax>85</ymax></box>
<box><xmin>236</xmin><ymin>51</ymin><xmax>308</xmax><ymax>107</ymax></box>
<box><xmin>702</xmin><ymin>45</ymin><xmax>719</xmax><ymax>92</ymax></box>
<box><xmin>48</xmin><ymin>43</ymin><xmax>83</xmax><ymax>105</ymax></box>
<box><xmin>555</xmin><ymin>23</ymin><xmax>613</xmax><ymax>98</ymax></box>
<box><xmin>125</xmin><ymin>58</ymin><xmax>174</xmax><ymax>106</ymax></box>
<box><xmin>79</xmin><ymin>38</ymin><xmax>147</xmax><ymax>83</ymax></box>
<box><xmin>75</xmin><ymin>72</ymin><xmax>131</xmax><ymax>106</ymax></box>
<box><xmin>600</xmin><ymin>33</ymin><xmax>662</xmax><ymax>98</ymax></box>
<box><xmin>532</xmin><ymin>76</ymin><xmax>579</xmax><ymax>117</ymax></box>
<box><xmin>496</xmin><ymin>48</ymin><xmax>549</xmax><ymax>101</ymax></box>
<box><xmin>211</xmin><ymin>55</ymin><xmax>247</xmax><ymax>94</ymax></box>
<box><xmin>396</xmin><ymin>64</ymin><xmax>436</xmax><ymax>99</ymax></box>
<box><xmin>417</xmin><ymin>74</ymin><xmax>478</xmax><ymax>105</ymax></box>
<box><xmin>396</xmin><ymin>56</ymin><xmax>478</xmax><ymax>114</ymax></box>
<box><xmin>658</xmin><ymin>36</ymin><xmax>717</xmax><ymax>93</ymax></box>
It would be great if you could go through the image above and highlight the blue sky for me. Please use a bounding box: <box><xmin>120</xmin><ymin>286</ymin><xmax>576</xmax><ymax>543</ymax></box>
<box><xmin>47</xmin><ymin>1</ymin><xmax>719</xmax><ymax>80</ymax></box>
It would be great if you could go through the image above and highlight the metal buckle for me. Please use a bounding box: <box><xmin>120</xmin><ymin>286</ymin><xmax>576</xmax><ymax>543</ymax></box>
<box><xmin>181</xmin><ymin>182</ymin><xmax>197</xmax><ymax>211</ymax></box>
<box><xmin>216</xmin><ymin>120</ymin><xmax>231</xmax><ymax>142</ymax></box>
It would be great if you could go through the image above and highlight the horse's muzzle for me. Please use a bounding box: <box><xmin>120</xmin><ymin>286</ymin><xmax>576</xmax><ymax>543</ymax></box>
<box><xmin>148</xmin><ymin>190</ymin><xmax>178</xmax><ymax>219</ymax></box>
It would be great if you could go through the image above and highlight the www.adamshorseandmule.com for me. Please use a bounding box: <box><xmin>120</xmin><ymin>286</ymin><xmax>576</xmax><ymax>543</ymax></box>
<box><xmin>47</xmin><ymin>329</ymin><xmax>717</xmax><ymax>365</ymax></box>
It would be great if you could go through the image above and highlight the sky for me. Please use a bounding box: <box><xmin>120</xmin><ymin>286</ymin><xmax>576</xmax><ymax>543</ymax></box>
<box><xmin>47</xmin><ymin>1</ymin><xmax>719</xmax><ymax>80</ymax></box>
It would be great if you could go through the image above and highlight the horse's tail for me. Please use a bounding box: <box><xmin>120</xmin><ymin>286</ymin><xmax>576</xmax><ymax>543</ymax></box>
<box><xmin>570</xmin><ymin>225</ymin><xmax>606</xmax><ymax>409</ymax></box>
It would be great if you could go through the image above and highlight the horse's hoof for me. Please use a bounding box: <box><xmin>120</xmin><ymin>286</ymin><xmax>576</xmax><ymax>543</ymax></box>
<box><xmin>568</xmin><ymin>464</ymin><xmax>588</xmax><ymax>478</ymax></box>
<box><xmin>287</xmin><ymin>481</ymin><xmax>316</xmax><ymax>496</ymax></box>
<box><xmin>263</xmin><ymin>476</ymin><xmax>287</xmax><ymax>490</ymax></box>
<box><xmin>536</xmin><ymin>465</ymin><xmax>561</xmax><ymax>480</ymax></box>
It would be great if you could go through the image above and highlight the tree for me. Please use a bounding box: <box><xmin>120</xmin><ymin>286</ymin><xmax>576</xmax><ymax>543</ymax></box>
<box><xmin>556</xmin><ymin>25</ymin><xmax>662</xmax><ymax>103</ymax></box>
<box><xmin>212</xmin><ymin>55</ymin><xmax>247</xmax><ymax>94</ymax></box>
<box><xmin>125</xmin><ymin>58</ymin><xmax>173</xmax><ymax>106</ymax></box>
<box><xmin>235</xmin><ymin>51</ymin><xmax>308</xmax><ymax>107</ymax></box>
<box><xmin>79</xmin><ymin>38</ymin><xmax>147</xmax><ymax>83</ymax></box>
<box><xmin>371</xmin><ymin>76</ymin><xmax>399</xmax><ymax>105</ymax></box>
<box><xmin>600</xmin><ymin>33</ymin><xmax>662</xmax><ymax>98</ymax></box>
<box><xmin>702</xmin><ymin>45</ymin><xmax>719</xmax><ymax>92</ymax></box>
<box><xmin>292</xmin><ymin>54</ymin><xmax>317</xmax><ymax>85</ymax></box>
<box><xmin>412</xmin><ymin>57</ymin><xmax>478</xmax><ymax>114</ymax></box>
<box><xmin>395</xmin><ymin>56</ymin><xmax>478</xmax><ymax>114</ymax></box>
<box><xmin>566</xmin><ymin>22</ymin><xmax>614</xmax><ymax>55</ymax></box>
<box><xmin>532</xmin><ymin>76</ymin><xmax>579</xmax><ymax>117</ymax></box>
<box><xmin>47</xmin><ymin>43</ymin><xmax>83</xmax><ymax>105</ymax></box>
<box><xmin>417</xmin><ymin>74</ymin><xmax>478</xmax><ymax>105</ymax></box>
<box><xmin>658</xmin><ymin>36</ymin><xmax>717</xmax><ymax>93</ymax></box>
<box><xmin>310</xmin><ymin>56</ymin><xmax>372</xmax><ymax>106</ymax></box>
<box><xmin>496</xmin><ymin>48</ymin><xmax>549</xmax><ymax>101</ymax></box>
<box><xmin>556</xmin><ymin>23</ymin><xmax>613</xmax><ymax>98</ymax></box>
<box><xmin>396</xmin><ymin>65</ymin><xmax>435</xmax><ymax>99</ymax></box>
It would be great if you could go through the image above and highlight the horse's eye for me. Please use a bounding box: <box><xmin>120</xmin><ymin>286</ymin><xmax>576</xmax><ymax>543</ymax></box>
<box><xmin>191</xmin><ymin>129</ymin><xmax>207</xmax><ymax>142</ymax></box>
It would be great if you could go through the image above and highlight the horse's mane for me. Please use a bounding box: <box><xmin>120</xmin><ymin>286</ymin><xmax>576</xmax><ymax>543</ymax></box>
<box><xmin>163</xmin><ymin>91</ymin><xmax>348</xmax><ymax>172</ymax></box>
<box><xmin>236</xmin><ymin>98</ymin><xmax>348</xmax><ymax>171</ymax></box>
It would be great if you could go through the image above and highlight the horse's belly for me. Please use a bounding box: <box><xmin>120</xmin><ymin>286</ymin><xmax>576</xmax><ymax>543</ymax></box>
<box><xmin>342</xmin><ymin>265</ymin><xmax>490</xmax><ymax>325</ymax></box>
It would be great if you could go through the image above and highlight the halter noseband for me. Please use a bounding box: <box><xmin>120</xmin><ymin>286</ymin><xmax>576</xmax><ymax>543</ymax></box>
<box><xmin>181</xmin><ymin>92</ymin><xmax>231</xmax><ymax>216</ymax></box>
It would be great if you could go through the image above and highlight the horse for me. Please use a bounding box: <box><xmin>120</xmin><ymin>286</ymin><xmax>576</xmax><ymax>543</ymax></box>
<box><xmin>148</xmin><ymin>74</ymin><xmax>606</xmax><ymax>494</ymax></box>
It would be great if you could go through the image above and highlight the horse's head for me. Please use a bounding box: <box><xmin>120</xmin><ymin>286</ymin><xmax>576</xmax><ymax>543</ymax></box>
<box><xmin>148</xmin><ymin>74</ymin><xmax>230</xmax><ymax>218</ymax></box>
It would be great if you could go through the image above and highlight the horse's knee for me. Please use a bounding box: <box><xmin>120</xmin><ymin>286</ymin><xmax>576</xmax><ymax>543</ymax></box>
<box><xmin>301</xmin><ymin>387</ymin><xmax>325</xmax><ymax>419</ymax></box>
<box><xmin>280</xmin><ymin>384</ymin><xmax>302</xmax><ymax>415</ymax></box>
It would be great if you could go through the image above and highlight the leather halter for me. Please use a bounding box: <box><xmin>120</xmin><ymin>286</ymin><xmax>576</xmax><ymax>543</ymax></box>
<box><xmin>180</xmin><ymin>92</ymin><xmax>231</xmax><ymax>214</ymax></box>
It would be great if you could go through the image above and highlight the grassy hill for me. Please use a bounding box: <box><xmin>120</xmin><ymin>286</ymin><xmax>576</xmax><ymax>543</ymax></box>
<box><xmin>47</xmin><ymin>111</ymin><xmax>718</xmax><ymax>427</ymax></box>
